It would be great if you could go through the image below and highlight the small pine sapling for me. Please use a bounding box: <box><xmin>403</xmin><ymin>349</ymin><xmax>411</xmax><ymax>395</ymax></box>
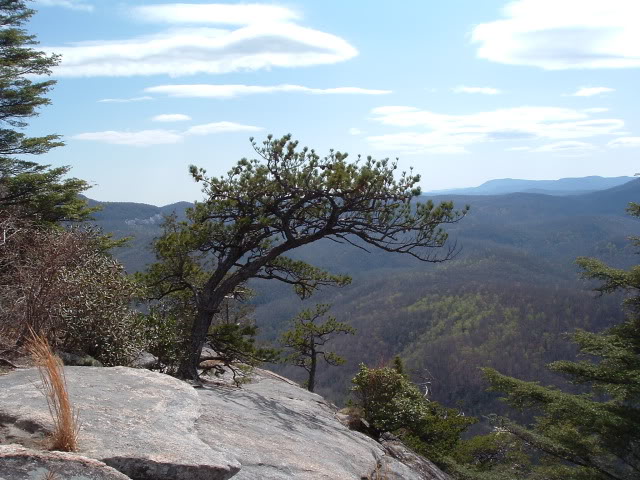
<box><xmin>281</xmin><ymin>304</ymin><xmax>355</xmax><ymax>392</ymax></box>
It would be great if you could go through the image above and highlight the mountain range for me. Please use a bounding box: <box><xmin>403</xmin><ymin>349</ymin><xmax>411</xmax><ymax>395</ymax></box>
<box><xmin>426</xmin><ymin>175</ymin><xmax>634</xmax><ymax>196</ymax></box>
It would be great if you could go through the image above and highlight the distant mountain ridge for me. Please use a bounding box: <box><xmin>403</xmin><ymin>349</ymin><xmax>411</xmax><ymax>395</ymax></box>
<box><xmin>426</xmin><ymin>175</ymin><xmax>634</xmax><ymax>196</ymax></box>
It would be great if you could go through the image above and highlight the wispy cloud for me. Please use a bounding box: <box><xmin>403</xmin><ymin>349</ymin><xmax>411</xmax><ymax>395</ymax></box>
<box><xmin>348</xmin><ymin>128</ymin><xmax>364</xmax><ymax>135</ymax></box>
<box><xmin>583</xmin><ymin>108</ymin><xmax>609</xmax><ymax>113</ymax></box>
<box><xmin>35</xmin><ymin>0</ymin><xmax>93</xmax><ymax>11</ymax></box>
<box><xmin>366</xmin><ymin>105</ymin><xmax>624</xmax><ymax>154</ymax></box>
<box><xmin>73</xmin><ymin>121</ymin><xmax>262</xmax><ymax>146</ymax></box>
<box><xmin>185</xmin><ymin>121</ymin><xmax>262</xmax><ymax>135</ymax></box>
<box><xmin>472</xmin><ymin>0</ymin><xmax>640</xmax><ymax>69</ymax></box>
<box><xmin>152</xmin><ymin>114</ymin><xmax>192</xmax><ymax>122</ymax></box>
<box><xmin>532</xmin><ymin>141</ymin><xmax>596</xmax><ymax>155</ymax></box>
<box><xmin>45</xmin><ymin>4</ymin><xmax>357</xmax><ymax>77</ymax></box>
<box><xmin>570</xmin><ymin>87</ymin><xmax>615</xmax><ymax>97</ymax></box>
<box><xmin>72</xmin><ymin>130</ymin><xmax>183</xmax><ymax>147</ymax></box>
<box><xmin>608</xmin><ymin>136</ymin><xmax>640</xmax><ymax>148</ymax></box>
<box><xmin>452</xmin><ymin>86</ymin><xmax>501</xmax><ymax>95</ymax></box>
<box><xmin>98</xmin><ymin>96</ymin><xmax>153</xmax><ymax>103</ymax></box>
<box><xmin>131</xmin><ymin>3</ymin><xmax>300</xmax><ymax>25</ymax></box>
<box><xmin>145</xmin><ymin>84</ymin><xmax>391</xmax><ymax>98</ymax></box>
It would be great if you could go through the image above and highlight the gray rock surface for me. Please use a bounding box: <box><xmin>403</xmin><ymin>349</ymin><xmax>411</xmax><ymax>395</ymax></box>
<box><xmin>0</xmin><ymin>444</ymin><xmax>131</xmax><ymax>480</ymax></box>
<box><xmin>196</xmin><ymin>368</ymin><xmax>449</xmax><ymax>480</ymax></box>
<box><xmin>379</xmin><ymin>433</ymin><xmax>451</xmax><ymax>480</ymax></box>
<box><xmin>0</xmin><ymin>367</ymin><xmax>240</xmax><ymax>480</ymax></box>
<box><xmin>129</xmin><ymin>351</ymin><xmax>158</xmax><ymax>369</ymax></box>
<box><xmin>0</xmin><ymin>366</ymin><xmax>450</xmax><ymax>480</ymax></box>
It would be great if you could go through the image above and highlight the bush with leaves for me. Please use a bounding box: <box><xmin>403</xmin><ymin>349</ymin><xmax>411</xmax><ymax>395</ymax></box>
<box><xmin>351</xmin><ymin>360</ymin><xmax>475</xmax><ymax>465</ymax></box>
<box><xmin>0</xmin><ymin>218</ymin><xmax>144</xmax><ymax>365</ymax></box>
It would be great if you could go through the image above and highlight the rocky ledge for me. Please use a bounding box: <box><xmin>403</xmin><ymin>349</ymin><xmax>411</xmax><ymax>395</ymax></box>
<box><xmin>0</xmin><ymin>366</ymin><xmax>449</xmax><ymax>480</ymax></box>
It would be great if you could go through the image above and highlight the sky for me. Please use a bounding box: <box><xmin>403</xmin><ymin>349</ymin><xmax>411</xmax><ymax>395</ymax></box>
<box><xmin>25</xmin><ymin>0</ymin><xmax>640</xmax><ymax>205</ymax></box>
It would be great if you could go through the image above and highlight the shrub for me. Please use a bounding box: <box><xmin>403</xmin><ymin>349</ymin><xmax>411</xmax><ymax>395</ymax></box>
<box><xmin>0</xmin><ymin>218</ymin><xmax>145</xmax><ymax>365</ymax></box>
<box><xmin>351</xmin><ymin>362</ymin><xmax>475</xmax><ymax>463</ymax></box>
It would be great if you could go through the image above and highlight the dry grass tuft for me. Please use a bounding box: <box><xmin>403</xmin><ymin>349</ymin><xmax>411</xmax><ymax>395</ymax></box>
<box><xmin>27</xmin><ymin>329</ymin><xmax>79</xmax><ymax>452</ymax></box>
<box><xmin>40</xmin><ymin>471</ymin><xmax>61</xmax><ymax>480</ymax></box>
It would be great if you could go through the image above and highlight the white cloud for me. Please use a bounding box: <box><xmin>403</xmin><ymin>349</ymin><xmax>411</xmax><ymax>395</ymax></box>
<box><xmin>367</xmin><ymin>105</ymin><xmax>624</xmax><ymax>154</ymax></box>
<box><xmin>35</xmin><ymin>0</ymin><xmax>93</xmax><ymax>11</ymax></box>
<box><xmin>532</xmin><ymin>141</ymin><xmax>596</xmax><ymax>154</ymax></box>
<box><xmin>185</xmin><ymin>121</ymin><xmax>263</xmax><ymax>135</ymax></box>
<box><xmin>583</xmin><ymin>107</ymin><xmax>609</xmax><ymax>113</ymax></box>
<box><xmin>98</xmin><ymin>96</ymin><xmax>153</xmax><ymax>103</ymax></box>
<box><xmin>72</xmin><ymin>130</ymin><xmax>183</xmax><ymax>147</ymax></box>
<box><xmin>145</xmin><ymin>84</ymin><xmax>390</xmax><ymax>98</ymax></box>
<box><xmin>45</xmin><ymin>6</ymin><xmax>357</xmax><ymax>77</ymax></box>
<box><xmin>348</xmin><ymin>128</ymin><xmax>363</xmax><ymax>135</ymax></box>
<box><xmin>608</xmin><ymin>137</ymin><xmax>640</xmax><ymax>148</ymax></box>
<box><xmin>152</xmin><ymin>114</ymin><xmax>192</xmax><ymax>122</ymax></box>
<box><xmin>571</xmin><ymin>87</ymin><xmax>615</xmax><ymax>97</ymax></box>
<box><xmin>131</xmin><ymin>3</ymin><xmax>299</xmax><ymax>25</ymax></box>
<box><xmin>452</xmin><ymin>86</ymin><xmax>501</xmax><ymax>95</ymax></box>
<box><xmin>506</xmin><ymin>146</ymin><xmax>531</xmax><ymax>151</ymax></box>
<box><xmin>472</xmin><ymin>0</ymin><xmax>640</xmax><ymax>69</ymax></box>
<box><xmin>73</xmin><ymin>120</ymin><xmax>263</xmax><ymax>146</ymax></box>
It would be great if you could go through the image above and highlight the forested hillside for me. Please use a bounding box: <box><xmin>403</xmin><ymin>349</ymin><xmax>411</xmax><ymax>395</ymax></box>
<box><xmin>90</xmin><ymin>178</ymin><xmax>639</xmax><ymax>416</ymax></box>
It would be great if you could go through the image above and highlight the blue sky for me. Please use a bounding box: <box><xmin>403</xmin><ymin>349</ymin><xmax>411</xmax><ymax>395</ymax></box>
<box><xmin>27</xmin><ymin>0</ymin><xmax>640</xmax><ymax>205</ymax></box>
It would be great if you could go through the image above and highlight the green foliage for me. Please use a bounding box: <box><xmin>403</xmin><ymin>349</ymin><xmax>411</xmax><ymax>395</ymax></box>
<box><xmin>482</xmin><ymin>204</ymin><xmax>640</xmax><ymax>480</ymax></box>
<box><xmin>351</xmin><ymin>363</ymin><xmax>475</xmax><ymax>465</ymax></box>
<box><xmin>208</xmin><ymin>323</ymin><xmax>280</xmax><ymax>376</ymax></box>
<box><xmin>0</xmin><ymin>0</ymin><xmax>91</xmax><ymax>223</ymax></box>
<box><xmin>448</xmin><ymin>431</ymin><xmax>532</xmax><ymax>480</ymax></box>
<box><xmin>281</xmin><ymin>304</ymin><xmax>355</xmax><ymax>391</ymax></box>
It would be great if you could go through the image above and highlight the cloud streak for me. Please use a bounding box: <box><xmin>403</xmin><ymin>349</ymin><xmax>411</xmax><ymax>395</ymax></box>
<box><xmin>131</xmin><ymin>3</ymin><xmax>300</xmax><ymax>25</ymax></box>
<box><xmin>72</xmin><ymin>130</ymin><xmax>183</xmax><ymax>147</ymax></box>
<box><xmin>152</xmin><ymin>114</ymin><xmax>192</xmax><ymax>122</ymax></box>
<box><xmin>98</xmin><ymin>96</ymin><xmax>153</xmax><ymax>103</ymax></box>
<box><xmin>45</xmin><ymin>4</ymin><xmax>358</xmax><ymax>77</ymax></box>
<box><xmin>608</xmin><ymin>137</ymin><xmax>640</xmax><ymax>148</ymax></box>
<box><xmin>185</xmin><ymin>121</ymin><xmax>262</xmax><ymax>135</ymax></box>
<box><xmin>571</xmin><ymin>87</ymin><xmax>615</xmax><ymax>97</ymax></box>
<box><xmin>367</xmin><ymin>105</ymin><xmax>625</xmax><ymax>154</ymax></box>
<box><xmin>72</xmin><ymin>121</ymin><xmax>263</xmax><ymax>146</ymax></box>
<box><xmin>145</xmin><ymin>84</ymin><xmax>391</xmax><ymax>98</ymax></box>
<box><xmin>452</xmin><ymin>86</ymin><xmax>501</xmax><ymax>95</ymax></box>
<box><xmin>472</xmin><ymin>0</ymin><xmax>640</xmax><ymax>69</ymax></box>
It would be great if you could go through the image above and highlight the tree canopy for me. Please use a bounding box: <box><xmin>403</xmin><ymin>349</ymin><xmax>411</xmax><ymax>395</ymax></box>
<box><xmin>145</xmin><ymin>134</ymin><xmax>468</xmax><ymax>380</ymax></box>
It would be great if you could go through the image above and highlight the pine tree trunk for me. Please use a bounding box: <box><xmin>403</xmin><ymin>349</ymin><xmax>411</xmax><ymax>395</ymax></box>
<box><xmin>177</xmin><ymin>303</ymin><xmax>218</xmax><ymax>380</ymax></box>
<box><xmin>308</xmin><ymin>346</ymin><xmax>317</xmax><ymax>392</ymax></box>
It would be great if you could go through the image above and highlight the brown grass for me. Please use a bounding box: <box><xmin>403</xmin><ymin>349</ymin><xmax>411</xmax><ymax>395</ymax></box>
<box><xmin>27</xmin><ymin>329</ymin><xmax>79</xmax><ymax>452</ymax></box>
<box><xmin>40</xmin><ymin>471</ymin><xmax>61</xmax><ymax>480</ymax></box>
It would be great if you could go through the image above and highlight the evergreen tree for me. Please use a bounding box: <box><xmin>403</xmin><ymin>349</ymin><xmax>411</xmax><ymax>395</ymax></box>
<box><xmin>145</xmin><ymin>134</ymin><xmax>468</xmax><ymax>380</ymax></box>
<box><xmin>281</xmin><ymin>303</ymin><xmax>355</xmax><ymax>392</ymax></box>
<box><xmin>483</xmin><ymin>202</ymin><xmax>640</xmax><ymax>480</ymax></box>
<box><xmin>0</xmin><ymin>0</ymin><xmax>90</xmax><ymax>223</ymax></box>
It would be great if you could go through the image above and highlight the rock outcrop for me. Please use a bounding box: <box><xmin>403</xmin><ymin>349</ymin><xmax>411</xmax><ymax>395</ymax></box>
<box><xmin>0</xmin><ymin>444</ymin><xmax>132</xmax><ymax>480</ymax></box>
<box><xmin>0</xmin><ymin>366</ymin><xmax>450</xmax><ymax>480</ymax></box>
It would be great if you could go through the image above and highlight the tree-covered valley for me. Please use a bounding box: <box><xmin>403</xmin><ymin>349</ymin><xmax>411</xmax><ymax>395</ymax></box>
<box><xmin>89</xmin><ymin>177</ymin><xmax>639</xmax><ymax>417</ymax></box>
